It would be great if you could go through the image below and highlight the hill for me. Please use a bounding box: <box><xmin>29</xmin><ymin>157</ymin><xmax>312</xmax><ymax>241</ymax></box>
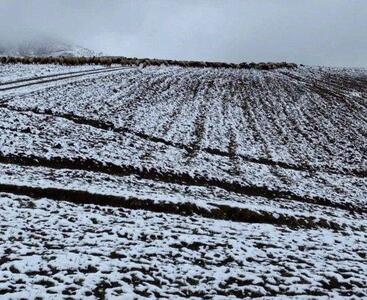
<box><xmin>0</xmin><ymin>62</ymin><xmax>366</xmax><ymax>298</ymax></box>
<box><xmin>0</xmin><ymin>36</ymin><xmax>100</xmax><ymax>57</ymax></box>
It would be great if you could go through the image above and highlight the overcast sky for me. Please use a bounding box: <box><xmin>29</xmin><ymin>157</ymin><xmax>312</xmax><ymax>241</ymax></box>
<box><xmin>1</xmin><ymin>0</ymin><xmax>366</xmax><ymax>67</ymax></box>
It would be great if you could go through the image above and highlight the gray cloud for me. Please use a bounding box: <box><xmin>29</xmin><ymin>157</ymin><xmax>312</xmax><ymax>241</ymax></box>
<box><xmin>0</xmin><ymin>0</ymin><xmax>366</xmax><ymax>67</ymax></box>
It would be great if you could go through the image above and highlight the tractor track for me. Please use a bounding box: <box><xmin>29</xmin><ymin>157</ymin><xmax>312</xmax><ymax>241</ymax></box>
<box><xmin>0</xmin><ymin>66</ymin><xmax>134</xmax><ymax>92</ymax></box>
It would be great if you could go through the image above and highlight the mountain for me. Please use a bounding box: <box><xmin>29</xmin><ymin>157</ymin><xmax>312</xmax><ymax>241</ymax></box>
<box><xmin>0</xmin><ymin>62</ymin><xmax>366</xmax><ymax>298</ymax></box>
<box><xmin>0</xmin><ymin>36</ymin><xmax>101</xmax><ymax>57</ymax></box>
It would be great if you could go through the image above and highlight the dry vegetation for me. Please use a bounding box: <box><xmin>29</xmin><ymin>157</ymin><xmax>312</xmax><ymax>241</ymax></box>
<box><xmin>0</xmin><ymin>55</ymin><xmax>298</xmax><ymax>70</ymax></box>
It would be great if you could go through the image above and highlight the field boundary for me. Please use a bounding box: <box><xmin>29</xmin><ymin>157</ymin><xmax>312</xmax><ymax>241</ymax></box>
<box><xmin>0</xmin><ymin>55</ymin><xmax>298</xmax><ymax>70</ymax></box>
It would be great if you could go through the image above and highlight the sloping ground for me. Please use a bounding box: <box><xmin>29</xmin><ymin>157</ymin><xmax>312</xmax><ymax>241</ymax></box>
<box><xmin>0</xmin><ymin>36</ymin><xmax>99</xmax><ymax>57</ymax></box>
<box><xmin>0</xmin><ymin>63</ymin><xmax>366</xmax><ymax>298</ymax></box>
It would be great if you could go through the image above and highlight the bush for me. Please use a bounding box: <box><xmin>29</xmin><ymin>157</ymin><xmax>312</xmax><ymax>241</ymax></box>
<box><xmin>0</xmin><ymin>55</ymin><xmax>298</xmax><ymax>70</ymax></box>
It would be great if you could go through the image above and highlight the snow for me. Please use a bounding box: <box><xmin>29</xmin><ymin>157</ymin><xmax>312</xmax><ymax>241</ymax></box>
<box><xmin>0</xmin><ymin>63</ymin><xmax>366</xmax><ymax>298</ymax></box>
<box><xmin>0</xmin><ymin>193</ymin><xmax>366</xmax><ymax>298</ymax></box>
<box><xmin>0</xmin><ymin>63</ymin><xmax>103</xmax><ymax>84</ymax></box>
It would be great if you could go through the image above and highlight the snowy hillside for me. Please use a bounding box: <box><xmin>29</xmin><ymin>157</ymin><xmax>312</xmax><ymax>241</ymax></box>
<box><xmin>0</xmin><ymin>63</ymin><xmax>366</xmax><ymax>298</ymax></box>
<box><xmin>0</xmin><ymin>37</ymin><xmax>100</xmax><ymax>57</ymax></box>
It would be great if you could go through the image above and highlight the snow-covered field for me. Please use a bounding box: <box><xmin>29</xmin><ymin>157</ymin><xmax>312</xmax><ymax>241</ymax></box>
<box><xmin>0</xmin><ymin>63</ymin><xmax>366</xmax><ymax>298</ymax></box>
<box><xmin>0</xmin><ymin>64</ymin><xmax>104</xmax><ymax>84</ymax></box>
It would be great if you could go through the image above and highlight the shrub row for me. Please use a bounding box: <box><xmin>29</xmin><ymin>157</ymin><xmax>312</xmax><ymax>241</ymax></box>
<box><xmin>0</xmin><ymin>55</ymin><xmax>297</xmax><ymax>70</ymax></box>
